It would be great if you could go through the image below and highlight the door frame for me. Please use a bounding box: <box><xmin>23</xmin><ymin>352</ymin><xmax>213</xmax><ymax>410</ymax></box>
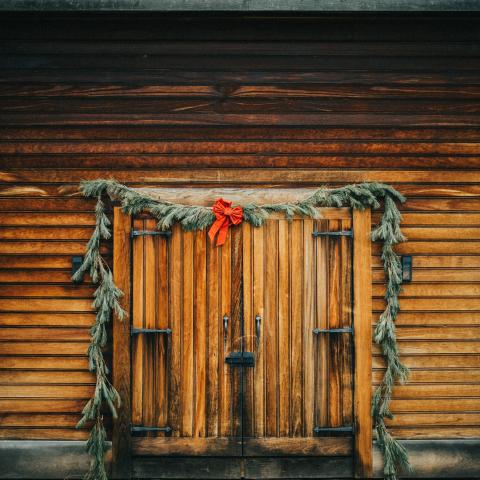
<box><xmin>111</xmin><ymin>206</ymin><xmax>372</xmax><ymax>479</ymax></box>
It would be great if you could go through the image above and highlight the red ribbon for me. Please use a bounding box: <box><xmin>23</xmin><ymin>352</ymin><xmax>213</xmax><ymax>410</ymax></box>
<box><xmin>208</xmin><ymin>198</ymin><xmax>243</xmax><ymax>246</ymax></box>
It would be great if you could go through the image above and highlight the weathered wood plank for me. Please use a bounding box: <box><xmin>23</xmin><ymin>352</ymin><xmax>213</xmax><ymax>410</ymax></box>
<box><xmin>252</xmin><ymin>221</ymin><xmax>265</xmax><ymax>438</ymax></box>
<box><xmin>0</xmin><ymin>385</ymin><xmax>94</xmax><ymax>398</ymax></box>
<box><xmin>0</xmin><ymin>285</ymin><xmax>94</xmax><ymax>298</ymax></box>
<box><xmin>385</xmin><ymin>413</ymin><xmax>480</xmax><ymax>427</ymax></box>
<box><xmin>390</xmin><ymin>398</ymin><xmax>480</xmax><ymax>412</ymax></box>
<box><xmin>373</xmin><ymin>355</ymin><xmax>480</xmax><ymax>369</ymax></box>
<box><xmin>230</xmin><ymin>225</ymin><xmax>243</xmax><ymax>439</ymax></box>
<box><xmin>303</xmin><ymin>218</ymin><xmax>315</xmax><ymax>438</ymax></box>
<box><xmin>277</xmin><ymin>220</ymin><xmax>290</xmax><ymax>437</ymax></box>
<box><xmin>374</xmin><ymin>384</ymin><xmax>480</xmax><ymax>397</ymax></box>
<box><xmin>373</xmin><ymin>298</ymin><xmax>480</xmax><ymax>311</ymax></box>
<box><xmin>0</xmin><ymin>399</ymin><xmax>88</xmax><ymax>413</ymax></box>
<box><xmin>383</xmin><ymin>326</ymin><xmax>480</xmax><ymax>341</ymax></box>
<box><xmin>112</xmin><ymin>207</ymin><xmax>132</xmax><ymax>479</ymax></box>
<box><xmin>290</xmin><ymin>219</ymin><xmax>303</xmax><ymax>437</ymax></box>
<box><xmin>373</xmin><ymin>269</ymin><xmax>480</xmax><ymax>283</ymax></box>
<box><xmin>0</xmin><ymin>342</ymin><xmax>90</xmax><ymax>355</ymax></box>
<box><xmin>0</xmin><ymin>327</ymin><xmax>90</xmax><ymax>341</ymax></box>
<box><xmin>6</xmin><ymin>153</ymin><xmax>480</xmax><ymax>169</ymax></box>
<box><xmin>372</xmin><ymin>255</ymin><xmax>480</xmax><ymax>268</ymax></box>
<box><xmin>2</xmin><ymin>126</ymin><xmax>480</xmax><ymax>142</ymax></box>
<box><xmin>132</xmin><ymin>438</ymin><xmax>242</xmax><ymax>456</ymax></box>
<box><xmin>5</xmin><ymin>140</ymin><xmax>480</xmax><ymax>155</ymax></box>
<box><xmin>4</xmin><ymin>168</ymin><xmax>480</xmax><ymax>184</ymax></box>
<box><xmin>0</xmin><ymin>312</ymin><xmax>95</xmax><ymax>331</ymax></box>
<box><xmin>264</xmin><ymin>219</ymin><xmax>278</xmax><ymax>438</ymax></box>
<box><xmin>373</xmin><ymin>341</ymin><xmax>480</xmax><ymax>354</ymax></box>
<box><xmin>243</xmin><ymin>437</ymin><xmax>352</xmax><ymax>456</ymax></box>
<box><xmin>193</xmin><ymin>230</ymin><xmax>207</xmax><ymax>438</ymax></box>
<box><xmin>353</xmin><ymin>209</ymin><xmax>373</xmax><ymax>478</ymax></box>
<box><xmin>373</xmin><ymin>283</ymin><xmax>480</xmax><ymax>297</ymax></box>
<box><xmin>142</xmin><ymin>218</ymin><xmax>156</xmax><ymax>438</ymax></box>
<box><xmin>219</xmin><ymin>231</ymin><xmax>232</xmax><ymax>438</ymax></box>
<box><xmin>206</xmin><ymin>234</ymin><xmax>220</xmax><ymax>438</ymax></box>
<box><xmin>0</xmin><ymin>371</ymin><xmax>94</xmax><ymax>384</ymax></box>
<box><xmin>169</xmin><ymin>225</ymin><xmax>182</xmax><ymax>438</ymax></box>
<box><xmin>131</xmin><ymin>218</ymin><xmax>145</xmax><ymax>430</ymax></box>
<box><xmin>0</xmin><ymin>414</ymin><xmax>84</xmax><ymax>428</ymax></box>
<box><xmin>241</xmin><ymin>221</ymin><xmax>254</xmax><ymax>438</ymax></box>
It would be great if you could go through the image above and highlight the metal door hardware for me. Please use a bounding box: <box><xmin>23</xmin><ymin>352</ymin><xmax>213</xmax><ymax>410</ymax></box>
<box><xmin>131</xmin><ymin>425</ymin><xmax>172</xmax><ymax>435</ymax></box>
<box><xmin>223</xmin><ymin>314</ymin><xmax>229</xmax><ymax>345</ymax></box>
<box><xmin>313</xmin><ymin>426</ymin><xmax>353</xmax><ymax>435</ymax></box>
<box><xmin>401</xmin><ymin>255</ymin><xmax>413</xmax><ymax>283</ymax></box>
<box><xmin>255</xmin><ymin>314</ymin><xmax>262</xmax><ymax>343</ymax></box>
<box><xmin>225</xmin><ymin>351</ymin><xmax>255</xmax><ymax>367</ymax></box>
<box><xmin>312</xmin><ymin>230</ymin><xmax>353</xmax><ymax>237</ymax></box>
<box><xmin>131</xmin><ymin>230</ymin><xmax>172</xmax><ymax>238</ymax></box>
<box><xmin>72</xmin><ymin>256</ymin><xmax>84</xmax><ymax>284</ymax></box>
<box><xmin>131</xmin><ymin>327</ymin><xmax>172</xmax><ymax>336</ymax></box>
<box><xmin>313</xmin><ymin>327</ymin><xmax>353</xmax><ymax>334</ymax></box>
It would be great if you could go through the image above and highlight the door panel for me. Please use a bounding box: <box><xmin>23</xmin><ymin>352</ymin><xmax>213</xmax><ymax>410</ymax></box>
<box><xmin>131</xmin><ymin>219</ymin><xmax>242</xmax><ymax>455</ymax></box>
<box><xmin>242</xmin><ymin>216</ymin><xmax>353</xmax><ymax>456</ymax></box>
<box><xmin>314</xmin><ymin>218</ymin><xmax>353</xmax><ymax>432</ymax></box>
<box><xmin>131</xmin><ymin>211</ymin><xmax>353</xmax><ymax>459</ymax></box>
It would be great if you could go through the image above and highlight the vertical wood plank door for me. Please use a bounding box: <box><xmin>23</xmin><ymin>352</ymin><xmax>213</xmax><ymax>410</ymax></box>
<box><xmin>129</xmin><ymin>209</ymin><xmax>355</xmax><ymax>467</ymax></box>
<box><xmin>131</xmin><ymin>219</ymin><xmax>243</xmax><ymax>456</ymax></box>
<box><xmin>242</xmin><ymin>212</ymin><xmax>353</xmax><ymax>458</ymax></box>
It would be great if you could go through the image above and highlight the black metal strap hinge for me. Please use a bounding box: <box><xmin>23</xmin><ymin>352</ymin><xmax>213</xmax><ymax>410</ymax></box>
<box><xmin>314</xmin><ymin>426</ymin><xmax>353</xmax><ymax>435</ymax></box>
<box><xmin>312</xmin><ymin>230</ymin><xmax>353</xmax><ymax>237</ymax></box>
<box><xmin>131</xmin><ymin>425</ymin><xmax>172</xmax><ymax>435</ymax></box>
<box><xmin>131</xmin><ymin>230</ymin><xmax>172</xmax><ymax>238</ymax></box>
<box><xmin>131</xmin><ymin>327</ymin><xmax>172</xmax><ymax>336</ymax></box>
<box><xmin>313</xmin><ymin>327</ymin><xmax>353</xmax><ymax>334</ymax></box>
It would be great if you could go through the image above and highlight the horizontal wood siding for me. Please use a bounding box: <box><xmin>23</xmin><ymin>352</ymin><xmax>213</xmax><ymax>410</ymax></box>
<box><xmin>0</xmin><ymin>15</ymin><xmax>479</xmax><ymax>442</ymax></box>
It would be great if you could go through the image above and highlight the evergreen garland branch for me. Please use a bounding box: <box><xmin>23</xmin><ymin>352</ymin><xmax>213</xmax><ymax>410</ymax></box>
<box><xmin>72</xmin><ymin>186</ymin><xmax>124</xmax><ymax>480</ymax></box>
<box><xmin>74</xmin><ymin>179</ymin><xmax>410</xmax><ymax>480</ymax></box>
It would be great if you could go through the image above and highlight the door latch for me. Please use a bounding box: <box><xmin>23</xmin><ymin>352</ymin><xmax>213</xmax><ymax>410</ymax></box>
<box><xmin>225</xmin><ymin>351</ymin><xmax>255</xmax><ymax>367</ymax></box>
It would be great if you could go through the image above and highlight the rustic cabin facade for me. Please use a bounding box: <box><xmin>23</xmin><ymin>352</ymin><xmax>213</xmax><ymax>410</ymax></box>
<box><xmin>0</xmin><ymin>3</ymin><xmax>479</xmax><ymax>479</ymax></box>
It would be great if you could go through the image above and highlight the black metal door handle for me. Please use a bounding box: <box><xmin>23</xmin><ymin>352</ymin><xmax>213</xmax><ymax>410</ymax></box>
<box><xmin>255</xmin><ymin>314</ymin><xmax>261</xmax><ymax>344</ymax></box>
<box><xmin>223</xmin><ymin>314</ymin><xmax>229</xmax><ymax>345</ymax></box>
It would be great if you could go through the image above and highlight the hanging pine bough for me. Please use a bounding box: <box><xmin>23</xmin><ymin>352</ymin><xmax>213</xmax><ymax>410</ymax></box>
<box><xmin>73</xmin><ymin>179</ymin><xmax>411</xmax><ymax>480</ymax></box>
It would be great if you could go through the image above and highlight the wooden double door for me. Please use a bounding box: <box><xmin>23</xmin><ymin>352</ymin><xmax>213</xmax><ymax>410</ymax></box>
<box><xmin>129</xmin><ymin>209</ymin><xmax>355</xmax><ymax>466</ymax></box>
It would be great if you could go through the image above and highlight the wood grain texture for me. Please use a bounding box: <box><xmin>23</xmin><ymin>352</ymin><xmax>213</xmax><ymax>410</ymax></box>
<box><xmin>353</xmin><ymin>210</ymin><xmax>373</xmax><ymax>478</ymax></box>
<box><xmin>129</xmin><ymin>211</ymin><xmax>354</xmax><ymax>463</ymax></box>
<box><xmin>131</xmin><ymin>223</ymin><xmax>242</xmax><ymax>456</ymax></box>
<box><xmin>0</xmin><ymin>14</ymin><xmax>479</xmax><ymax>464</ymax></box>
<box><xmin>242</xmin><ymin>213</ymin><xmax>353</xmax><ymax>455</ymax></box>
<box><xmin>112</xmin><ymin>207</ymin><xmax>132</xmax><ymax>479</ymax></box>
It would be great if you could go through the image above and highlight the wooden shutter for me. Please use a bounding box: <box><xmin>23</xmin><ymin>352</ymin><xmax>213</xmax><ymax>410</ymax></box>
<box><xmin>242</xmin><ymin>211</ymin><xmax>353</xmax><ymax>456</ymax></box>
<box><xmin>131</xmin><ymin>218</ymin><xmax>242</xmax><ymax>456</ymax></box>
<box><xmin>120</xmin><ymin>207</ymin><xmax>371</xmax><ymax>475</ymax></box>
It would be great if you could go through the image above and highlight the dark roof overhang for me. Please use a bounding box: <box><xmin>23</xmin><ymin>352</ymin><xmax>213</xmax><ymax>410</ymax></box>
<box><xmin>1</xmin><ymin>0</ymin><xmax>480</xmax><ymax>11</ymax></box>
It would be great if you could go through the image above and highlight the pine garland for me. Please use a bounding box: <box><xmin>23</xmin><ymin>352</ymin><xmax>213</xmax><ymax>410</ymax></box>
<box><xmin>73</xmin><ymin>179</ymin><xmax>411</xmax><ymax>480</ymax></box>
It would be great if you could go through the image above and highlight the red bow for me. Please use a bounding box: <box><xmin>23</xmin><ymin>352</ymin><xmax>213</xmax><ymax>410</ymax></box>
<box><xmin>208</xmin><ymin>198</ymin><xmax>243</xmax><ymax>246</ymax></box>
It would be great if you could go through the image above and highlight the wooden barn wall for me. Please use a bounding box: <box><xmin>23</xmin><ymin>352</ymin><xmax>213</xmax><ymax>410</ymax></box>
<box><xmin>0</xmin><ymin>14</ymin><xmax>479</xmax><ymax>443</ymax></box>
